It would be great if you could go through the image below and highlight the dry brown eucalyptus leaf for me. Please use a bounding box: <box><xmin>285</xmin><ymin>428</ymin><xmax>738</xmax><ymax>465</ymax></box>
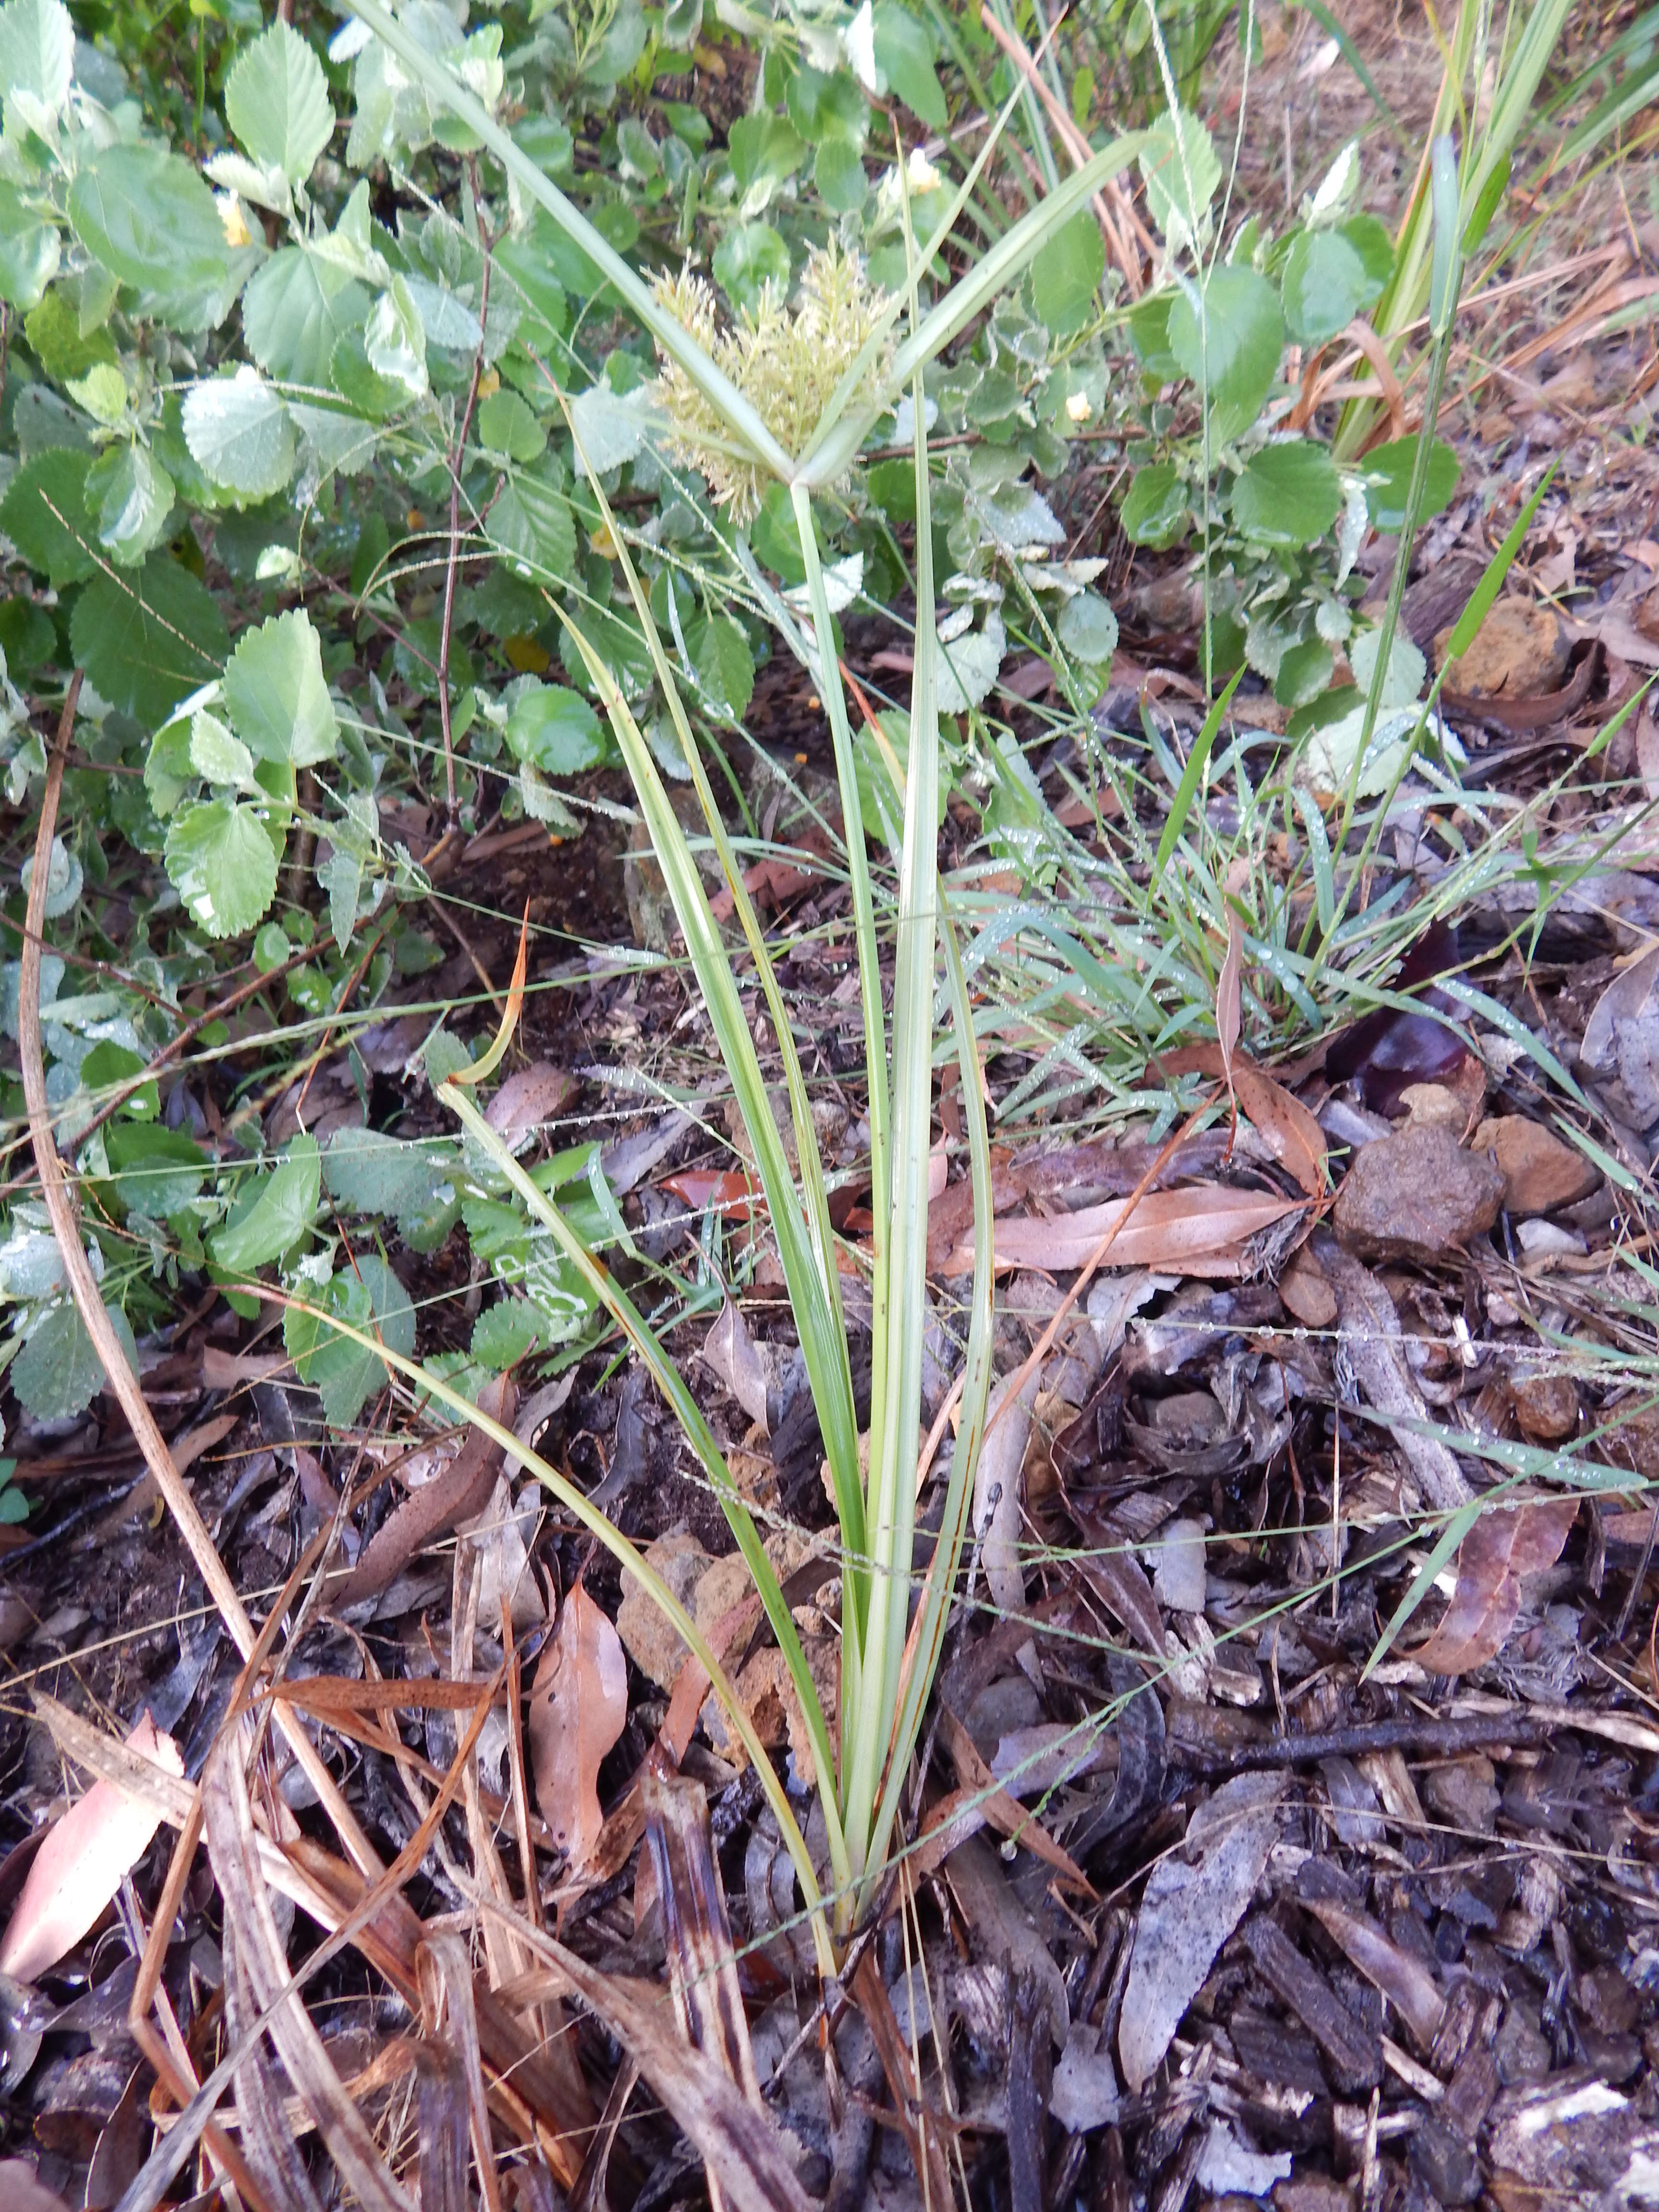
<box><xmin>530</xmin><ymin>1586</ymin><xmax>629</xmax><ymax>1870</ymax></box>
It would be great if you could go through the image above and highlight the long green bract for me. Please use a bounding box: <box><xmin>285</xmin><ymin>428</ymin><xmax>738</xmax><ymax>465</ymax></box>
<box><xmin>796</xmin><ymin>131</ymin><xmax>1150</xmax><ymax>491</ymax></box>
<box><xmin>839</xmin><ymin>289</ymin><xmax>941</xmax><ymax>1889</ymax></box>
<box><xmin>860</xmin><ymin>904</ymin><xmax>996</xmax><ymax>1917</ymax></box>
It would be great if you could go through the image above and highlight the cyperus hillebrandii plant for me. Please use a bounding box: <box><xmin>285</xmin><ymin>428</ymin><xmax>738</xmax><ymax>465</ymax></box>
<box><xmin>339</xmin><ymin>0</ymin><xmax>1151</xmax><ymax>1957</ymax></box>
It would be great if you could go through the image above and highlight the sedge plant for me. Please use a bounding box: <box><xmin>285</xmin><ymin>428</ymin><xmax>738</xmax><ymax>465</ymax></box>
<box><xmin>338</xmin><ymin>0</ymin><xmax>1155</xmax><ymax>1943</ymax></box>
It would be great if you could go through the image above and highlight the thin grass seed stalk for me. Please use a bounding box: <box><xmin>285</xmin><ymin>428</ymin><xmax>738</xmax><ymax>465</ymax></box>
<box><xmin>652</xmin><ymin>244</ymin><xmax>895</xmax><ymax>520</ymax></box>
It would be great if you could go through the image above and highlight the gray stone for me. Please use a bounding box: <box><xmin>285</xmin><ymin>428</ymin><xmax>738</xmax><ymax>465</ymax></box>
<box><xmin>1333</xmin><ymin>1124</ymin><xmax>1504</xmax><ymax>1266</ymax></box>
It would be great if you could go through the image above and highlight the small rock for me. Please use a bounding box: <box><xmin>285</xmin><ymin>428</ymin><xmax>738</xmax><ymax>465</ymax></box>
<box><xmin>1423</xmin><ymin>1755</ymin><xmax>1500</xmax><ymax>1836</ymax></box>
<box><xmin>1512</xmin><ymin>1371</ymin><xmax>1579</xmax><ymax>1443</ymax></box>
<box><xmin>1280</xmin><ymin>1247</ymin><xmax>1338</xmax><ymax>1328</ymax></box>
<box><xmin>1399</xmin><ymin>1082</ymin><xmax>1468</xmax><ymax>1132</ymax></box>
<box><xmin>1516</xmin><ymin>1218</ymin><xmax>1586</xmax><ymax>1257</ymax></box>
<box><xmin>616</xmin><ymin>1529</ymin><xmax>709</xmax><ymax>1689</ymax></box>
<box><xmin>1435</xmin><ymin>598</ymin><xmax>1567</xmax><ymax>697</ymax></box>
<box><xmin>1471</xmin><ymin>1116</ymin><xmax>1600</xmax><ymax>1216</ymax></box>
<box><xmin>1333</xmin><ymin>1124</ymin><xmax>1504</xmax><ymax>1267</ymax></box>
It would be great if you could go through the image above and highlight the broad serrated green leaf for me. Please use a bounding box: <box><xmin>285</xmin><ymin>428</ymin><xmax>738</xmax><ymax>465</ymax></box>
<box><xmin>243</xmin><ymin>248</ymin><xmax>369</xmax><ymax>387</ymax></box>
<box><xmin>505</xmin><ymin>680</ymin><xmax>610</xmax><ymax>774</ymax></box>
<box><xmin>1055</xmin><ymin>589</ymin><xmax>1118</xmax><ymax>663</ymax></box>
<box><xmin>284</xmin><ymin>1253</ymin><xmax>414</xmax><ymax>1426</ymax></box>
<box><xmin>872</xmin><ymin>2</ymin><xmax>946</xmax><ymax>127</ymax></box>
<box><xmin>1168</xmin><ymin>264</ymin><xmax>1284</xmax><ymax>444</ymax></box>
<box><xmin>12</xmin><ymin>1298</ymin><xmax>138</xmax><ymax>1422</ymax></box>
<box><xmin>164</xmin><ymin>798</ymin><xmax>280</xmax><ymax>938</ymax></box>
<box><xmin>470</xmin><ymin>1297</ymin><xmax>545</xmax><ymax>1370</ymax></box>
<box><xmin>0</xmin><ymin>0</ymin><xmax>74</xmax><ymax>120</ymax></box>
<box><xmin>1031</xmin><ymin>209</ymin><xmax>1105</xmax><ymax>337</ymax></box>
<box><xmin>321</xmin><ymin>845</ymin><xmax>361</xmax><ymax>952</ymax></box>
<box><xmin>0</xmin><ymin>447</ymin><xmax>95</xmax><ymax>586</ymax></box>
<box><xmin>70</xmin><ymin>558</ymin><xmax>229</xmax><ymax>726</ymax></box>
<box><xmin>786</xmin><ymin>62</ymin><xmax>868</xmax><ymax>146</ymax></box>
<box><xmin>67</xmin><ymin>145</ymin><xmax>241</xmax><ymax>329</ymax></box>
<box><xmin>364</xmin><ymin>277</ymin><xmax>428</xmax><ymax>398</ymax></box>
<box><xmin>226</xmin><ymin>22</ymin><xmax>335</xmax><ymax>185</ymax></box>
<box><xmin>476</xmin><ymin>387</ymin><xmax>546</xmax><ymax>463</ymax></box>
<box><xmin>1231</xmin><ymin>439</ymin><xmax>1343</xmax><ymax>547</ymax></box>
<box><xmin>211</xmin><ymin>1132</ymin><xmax>320</xmax><ymax>1274</ymax></box>
<box><xmin>85</xmin><ymin>441</ymin><xmax>174</xmax><ymax>565</ymax></box>
<box><xmin>712</xmin><ymin>222</ymin><xmax>790</xmax><ymax>316</ymax></box>
<box><xmin>188</xmin><ymin>709</ymin><xmax>253</xmax><ymax>785</ymax></box>
<box><xmin>1119</xmin><ymin>458</ymin><xmax>1190</xmax><ymax>547</ymax></box>
<box><xmin>322</xmin><ymin>1127</ymin><xmax>449</xmax><ymax>1224</ymax></box>
<box><xmin>727</xmin><ymin>112</ymin><xmax>805</xmax><ymax>194</ymax></box>
<box><xmin>814</xmin><ymin>137</ymin><xmax>868</xmax><ymax>213</ymax></box>
<box><xmin>24</xmin><ymin>292</ymin><xmax>116</xmax><ymax>385</ymax></box>
<box><xmin>1279</xmin><ymin>215</ymin><xmax>1395</xmax><ymax>345</ymax></box>
<box><xmin>222</xmin><ymin>608</ymin><xmax>339</xmax><ymax>768</ymax></box>
<box><xmin>182</xmin><ymin>366</ymin><xmax>296</xmax><ymax>499</ymax></box>
<box><xmin>0</xmin><ymin>183</ymin><xmax>59</xmax><ymax>311</ymax></box>
<box><xmin>489</xmin><ymin>466</ymin><xmax>577</xmax><ymax>577</ymax></box>
<box><xmin>1139</xmin><ymin>108</ymin><xmax>1221</xmax><ymax>247</ymax></box>
<box><xmin>1362</xmin><ymin>435</ymin><xmax>1460</xmax><ymax>534</ymax></box>
<box><xmin>690</xmin><ymin>613</ymin><xmax>755</xmax><ymax>719</ymax></box>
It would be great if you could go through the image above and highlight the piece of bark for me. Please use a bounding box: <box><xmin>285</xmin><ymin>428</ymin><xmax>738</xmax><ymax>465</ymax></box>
<box><xmin>1241</xmin><ymin>1913</ymin><xmax>1382</xmax><ymax>2093</ymax></box>
<box><xmin>1313</xmin><ymin>1234</ymin><xmax>1471</xmax><ymax>1509</ymax></box>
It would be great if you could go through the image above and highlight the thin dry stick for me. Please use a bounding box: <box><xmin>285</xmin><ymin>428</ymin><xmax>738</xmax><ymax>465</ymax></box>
<box><xmin>18</xmin><ymin>687</ymin><xmax>385</xmax><ymax>1886</ymax></box>
<box><xmin>977</xmin><ymin>4</ymin><xmax>1149</xmax><ymax>295</ymax></box>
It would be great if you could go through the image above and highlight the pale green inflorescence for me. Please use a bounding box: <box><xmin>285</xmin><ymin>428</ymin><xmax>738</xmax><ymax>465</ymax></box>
<box><xmin>651</xmin><ymin>241</ymin><xmax>893</xmax><ymax>521</ymax></box>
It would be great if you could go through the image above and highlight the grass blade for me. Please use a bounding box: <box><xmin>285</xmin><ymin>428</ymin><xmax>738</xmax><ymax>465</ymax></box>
<box><xmin>1154</xmin><ymin>665</ymin><xmax>1245</xmax><ymax>877</ymax></box>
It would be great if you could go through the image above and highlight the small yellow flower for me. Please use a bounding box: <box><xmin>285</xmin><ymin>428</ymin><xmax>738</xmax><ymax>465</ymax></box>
<box><xmin>215</xmin><ymin>192</ymin><xmax>252</xmax><ymax>248</ymax></box>
<box><xmin>1066</xmin><ymin>391</ymin><xmax>1094</xmax><ymax>425</ymax></box>
<box><xmin>477</xmin><ymin>368</ymin><xmax>501</xmax><ymax>400</ymax></box>
<box><xmin>906</xmin><ymin>148</ymin><xmax>941</xmax><ymax>194</ymax></box>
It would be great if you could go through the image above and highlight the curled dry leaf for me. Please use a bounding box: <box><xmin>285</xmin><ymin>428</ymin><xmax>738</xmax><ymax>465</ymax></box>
<box><xmin>337</xmin><ymin>1373</ymin><xmax>516</xmax><ymax>1606</ymax></box>
<box><xmin>530</xmin><ymin>1585</ymin><xmax>629</xmax><ymax>1872</ymax></box>
<box><xmin>701</xmin><ymin>1298</ymin><xmax>769</xmax><ymax>1432</ymax></box>
<box><xmin>1410</xmin><ymin>1496</ymin><xmax>1579</xmax><ymax>1675</ymax></box>
<box><xmin>0</xmin><ymin>1715</ymin><xmax>183</xmax><ymax>1983</ymax></box>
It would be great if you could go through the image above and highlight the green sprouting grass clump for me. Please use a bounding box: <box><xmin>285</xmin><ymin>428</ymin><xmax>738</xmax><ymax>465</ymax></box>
<box><xmin>653</xmin><ymin>241</ymin><xmax>893</xmax><ymax>520</ymax></box>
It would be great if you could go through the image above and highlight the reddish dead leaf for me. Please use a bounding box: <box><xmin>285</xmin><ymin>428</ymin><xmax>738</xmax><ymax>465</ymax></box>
<box><xmin>0</xmin><ymin>1715</ymin><xmax>183</xmax><ymax>1982</ymax></box>
<box><xmin>530</xmin><ymin>1585</ymin><xmax>628</xmax><ymax>1871</ymax></box>
<box><xmin>1324</xmin><ymin>921</ymin><xmax>1475</xmax><ymax>1116</ymax></box>
<box><xmin>660</xmin><ymin>1169</ymin><xmax>762</xmax><ymax>1220</ymax></box>
<box><xmin>1410</xmin><ymin>1498</ymin><xmax>1580</xmax><ymax>1675</ymax></box>
<box><xmin>1232</xmin><ymin>1065</ymin><xmax>1327</xmax><ymax>1198</ymax></box>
